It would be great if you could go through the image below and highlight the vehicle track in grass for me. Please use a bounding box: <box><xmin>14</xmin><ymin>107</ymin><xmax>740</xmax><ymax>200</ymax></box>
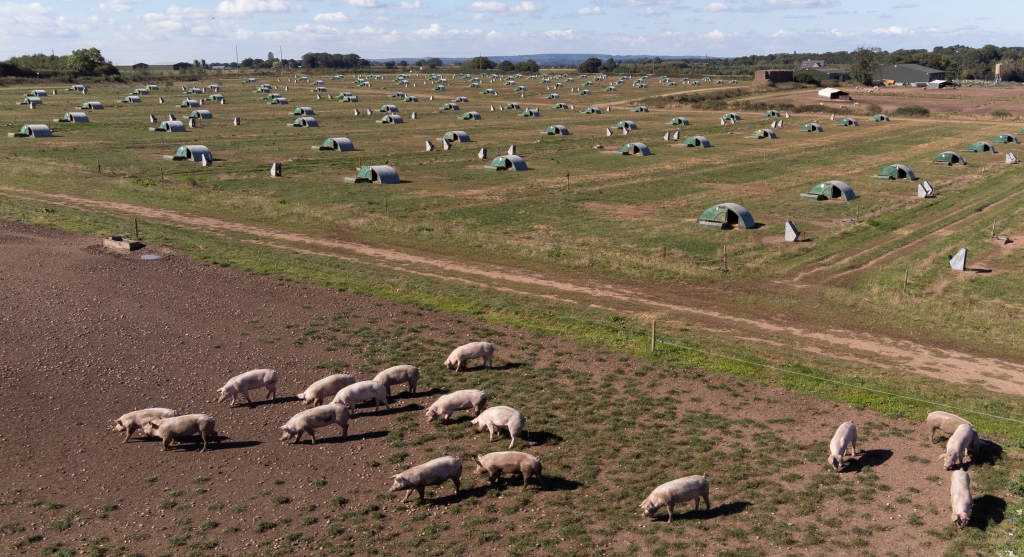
<box><xmin>3</xmin><ymin>185</ymin><xmax>1024</xmax><ymax>395</ymax></box>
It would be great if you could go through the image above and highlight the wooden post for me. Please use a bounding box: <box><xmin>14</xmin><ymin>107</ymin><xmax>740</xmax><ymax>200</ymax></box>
<box><xmin>651</xmin><ymin>320</ymin><xmax>656</xmax><ymax>352</ymax></box>
<box><xmin>992</xmin><ymin>219</ymin><xmax>996</xmax><ymax>238</ymax></box>
<box><xmin>723</xmin><ymin>245</ymin><xmax>728</xmax><ymax>271</ymax></box>
<box><xmin>135</xmin><ymin>219</ymin><xmax>139</xmax><ymax>240</ymax></box>
<box><xmin>856</xmin><ymin>205</ymin><xmax>860</xmax><ymax>224</ymax></box>
<box><xmin>903</xmin><ymin>270</ymin><xmax>909</xmax><ymax>296</ymax></box>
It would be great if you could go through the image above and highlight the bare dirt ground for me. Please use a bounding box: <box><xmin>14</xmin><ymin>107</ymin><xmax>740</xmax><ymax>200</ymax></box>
<box><xmin>756</xmin><ymin>87</ymin><xmax>1024</xmax><ymax>118</ymax></box>
<box><xmin>4</xmin><ymin>186</ymin><xmax>1024</xmax><ymax>397</ymax></box>
<box><xmin>0</xmin><ymin>219</ymin><xmax>1017</xmax><ymax>557</ymax></box>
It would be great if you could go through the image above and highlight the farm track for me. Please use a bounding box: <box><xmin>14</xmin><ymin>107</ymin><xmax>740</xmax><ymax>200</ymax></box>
<box><xmin>4</xmin><ymin>185</ymin><xmax>1024</xmax><ymax>395</ymax></box>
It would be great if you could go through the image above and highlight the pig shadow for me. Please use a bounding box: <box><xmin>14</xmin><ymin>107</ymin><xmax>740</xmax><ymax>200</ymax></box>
<box><xmin>313</xmin><ymin>430</ymin><xmax>387</xmax><ymax>445</ymax></box>
<box><xmin>844</xmin><ymin>449</ymin><xmax>893</xmax><ymax>472</ymax></box>
<box><xmin>494</xmin><ymin>362</ymin><xmax>524</xmax><ymax>371</ymax></box>
<box><xmin>972</xmin><ymin>495</ymin><xmax>1007</xmax><ymax>530</ymax></box>
<box><xmin>160</xmin><ymin>436</ymin><xmax>260</xmax><ymax>452</ymax></box>
<box><xmin>390</xmin><ymin>388</ymin><xmax>440</xmax><ymax>401</ymax></box>
<box><xmin>243</xmin><ymin>396</ymin><xmax>299</xmax><ymax>408</ymax></box>
<box><xmin>648</xmin><ymin>501</ymin><xmax>749</xmax><ymax>523</ymax></box>
<box><xmin>972</xmin><ymin>440</ymin><xmax>1003</xmax><ymax>466</ymax></box>
<box><xmin>522</xmin><ymin>430</ymin><xmax>563</xmax><ymax>447</ymax></box>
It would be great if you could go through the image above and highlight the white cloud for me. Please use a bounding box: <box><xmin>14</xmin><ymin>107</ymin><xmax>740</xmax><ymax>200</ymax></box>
<box><xmin>697</xmin><ymin>2</ymin><xmax>728</xmax><ymax>11</ymax></box>
<box><xmin>485</xmin><ymin>29</ymin><xmax>502</xmax><ymax>40</ymax></box>
<box><xmin>543</xmin><ymin>28</ymin><xmax>578</xmax><ymax>39</ymax></box>
<box><xmin>702</xmin><ymin>29</ymin><xmax>724</xmax><ymax>39</ymax></box>
<box><xmin>470</xmin><ymin>1</ymin><xmax>506</xmax><ymax>10</ymax></box>
<box><xmin>216</xmin><ymin>0</ymin><xmax>290</xmax><ymax>15</ymax></box>
<box><xmin>399</xmin><ymin>0</ymin><xmax>422</xmax><ymax>6</ymax></box>
<box><xmin>763</xmin><ymin>0</ymin><xmax>834</xmax><ymax>7</ymax></box>
<box><xmin>873</xmin><ymin>25</ymin><xmax>910</xmax><ymax>34</ymax></box>
<box><xmin>770</xmin><ymin>29</ymin><xmax>788</xmax><ymax>37</ymax></box>
<box><xmin>576</xmin><ymin>6</ymin><xmax>601</xmax><ymax>14</ymax></box>
<box><xmin>625</xmin><ymin>0</ymin><xmax>677</xmax><ymax>6</ymax></box>
<box><xmin>0</xmin><ymin>1</ymin><xmax>90</xmax><ymax>37</ymax></box>
<box><xmin>472</xmin><ymin>12</ymin><xmax>489</xmax><ymax>19</ymax></box>
<box><xmin>91</xmin><ymin>0</ymin><xmax>141</xmax><ymax>12</ymax></box>
<box><xmin>892</xmin><ymin>1</ymin><xmax>916</xmax><ymax>7</ymax></box>
<box><xmin>313</xmin><ymin>10</ymin><xmax>347</xmax><ymax>21</ymax></box>
<box><xmin>510</xmin><ymin>1</ymin><xmax>538</xmax><ymax>11</ymax></box>
<box><xmin>343</xmin><ymin>0</ymin><xmax>379</xmax><ymax>6</ymax></box>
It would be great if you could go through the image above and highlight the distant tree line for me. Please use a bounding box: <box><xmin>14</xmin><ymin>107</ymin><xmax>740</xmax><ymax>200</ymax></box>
<box><xmin>300</xmin><ymin>52</ymin><xmax>370</xmax><ymax>69</ymax></box>
<box><xmin>2</xmin><ymin>48</ymin><xmax>119</xmax><ymax>78</ymax></box>
<box><xmin>453</xmin><ymin>56</ymin><xmax>539</xmax><ymax>73</ymax></box>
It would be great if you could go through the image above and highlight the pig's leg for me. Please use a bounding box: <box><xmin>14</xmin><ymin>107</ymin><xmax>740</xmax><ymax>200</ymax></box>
<box><xmin>451</xmin><ymin>477</ymin><xmax>460</xmax><ymax>494</ymax></box>
<box><xmin>401</xmin><ymin>489</ymin><xmax>411</xmax><ymax>502</ymax></box>
<box><xmin>122</xmin><ymin>426</ymin><xmax>134</xmax><ymax>444</ymax></box>
<box><xmin>416</xmin><ymin>487</ymin><xmax>426</xmax><ymax>501</ymax></box>
<box><xmin>667</xmin><ymin>503</ymin><xmax>674</xmax><ymax>523</ymax></box>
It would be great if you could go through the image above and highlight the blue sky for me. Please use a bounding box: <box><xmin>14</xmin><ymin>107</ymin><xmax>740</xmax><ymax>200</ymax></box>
<box><xmin>0</xmin><ymin>0</ymin><xmax>1019</xmax><ymax>64</ymax></box>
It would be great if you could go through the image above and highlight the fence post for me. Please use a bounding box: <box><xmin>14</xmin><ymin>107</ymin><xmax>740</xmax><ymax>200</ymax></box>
<box><xmin>651</xmin><ymin>320</ymin><xmax>656</xmax><ymax>352</ymax></box>
<box><xmin>903</xmin><ymin>270</ymin><xmax>909</xmax><ymax>296</ymax></box>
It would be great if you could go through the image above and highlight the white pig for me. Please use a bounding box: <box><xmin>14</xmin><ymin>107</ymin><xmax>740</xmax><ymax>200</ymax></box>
<box><xmin>331</xmin><ymin>380</ymin><xmax>389</xmax><ymax>415</ymax></box>
<box><xmin>640</xmin><ymin>474</ymin><xmax>710</xmax><ymax>522</ymax></box>
<box><xmin>279</xmin><ymin>404</ymin><xmax>350</xmax><ymax>444</ymax></box>
<box><xmin>216</xmin><ymin>369</ymin><xmax>278</xmax><ymax>407</ymax></box>
<box><xmin>471</xmin><ymin>406</ymin><xmax>525</xmax><ymax>449</ymax></box>
<box><xmin>444</xmin><ymin>341</ymin><xmax>494</xmax><ymax>372</ymax></box>
<box><xmin>297</xmin><ymin>374</ymin><xmax>355</xmax><ymax>407</ymax></box>
<box><xmin>373</xmin><ymin>365</ymin><xmax>420</xmax><ymax>397</ymax></box>
<box><xmin>142</xmin><ymin>414</ymin><xmax>217</xmax><ymax>453</ymax></box>
<box><xmin>950</xmin><ymin>470</ymin><xmax>972</xmax><ymax>529</ymax></box>
<box><xmin>940</xmin><ymin>423</ymin><xmax>980</xmax><ymax>470</ymax></box>
<box><xmin>388</xmin><ymin>456</ymin><xmax>462</xmax><ymax>502</ymax></box>
<box><xmin>828</xmin><ymin>422</ymin><xmax>858</xmax><ymax>471</ymax></box>
<box><xmin>425</xmin><ymin>390</ymin><xmax>487</xmax><ymax>422</ymax></box>
<box><xmin>473</xmin><ymin>452</ymin><xmax>542</xmax><ymax>490</ymax></box>
<box><xmin>927</xmin><ymin>411</ymin><xmax>972</xmax><ymax>443</ymax></box>
<box><xmin>113</xmin><ymin>408</ymin><xmax>178</xmax><ymax>443</ymax></box>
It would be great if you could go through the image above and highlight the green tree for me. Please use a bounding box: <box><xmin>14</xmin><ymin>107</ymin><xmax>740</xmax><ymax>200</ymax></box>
<box><xmin>461</xmin><ymin>56</ymin><xmax>495</xmax><ymax>71</ymax></box>
<box><xmin>399</xmin><ymin>60</ymin><xmax>408</xmax><ymax>66</ymax></box>
<box><xmin>426</xmin><ymin>58</ymin><xmax>443</xmax><ymax>68</ymax></box>
<box><xmin>515</xmin><ymin>59</ymin><xmax>539</xmax><ymax>73</ymax></box>
<box><xmin>67</xmin><ymin>48</ymin><xmax>107</xmax><ymax>76</ymax></box>
<box><xmin>578</xmin><ymin>57</ymin><xmax>601</xmax><ymax>73</ymax></box>
<box><xmin>602</xmin><ymin>57</ymin><xmax>617</xmax><ymax>72</ymax></box>
<box><xmin>384</xmin><ymin>60</ymin><xmax>396</xmax><ymax>69</ymax></box>
<box><xmin>497</xmin><ymin>60</ymin><xmax>515</xmax><ymax>72</ymax></box>
<box><xmin>849</xmin><ymin>47</ymin><xmax>881</xmax><ymax>85</ymax></box>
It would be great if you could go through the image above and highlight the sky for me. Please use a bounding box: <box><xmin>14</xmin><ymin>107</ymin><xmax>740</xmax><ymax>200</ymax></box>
<box><xmin>0</xmin><ymin>0</ymin><xmax>1020</xmax><ymax>64</ymax></box>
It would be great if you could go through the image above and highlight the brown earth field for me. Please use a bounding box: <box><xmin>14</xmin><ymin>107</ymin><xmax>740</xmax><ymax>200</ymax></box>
<box><xmin>754</xmin><ymin>86</ymin><xmax>1024</xmax><ymax>118</ymax></box>
<box><xmin>0</xmin><ymin>219</ymin><xmax>1020</xmax><ymax>557</ymax></box>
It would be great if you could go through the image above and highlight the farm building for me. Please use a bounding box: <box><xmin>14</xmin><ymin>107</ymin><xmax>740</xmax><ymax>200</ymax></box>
<box><xmin>380</xmin><ymin>114</ymin><xmax>404</xmax><ymax>124</ymax></box>
<box><xmin>288</xmin><ymin>117</ymin><xmax>318</xmax><ymax>128</ymax></box>
<box><xmin>124</xmin><ymin>96</ymin><xmax>142</xmax><ymax>103</ymax></box>
<box><xmin>553</xmin><ymin>103</ymin><xmax>569</xmax><ymax>109</ymax></box>
<box><xmin>606</xmin><ymin>86</ymin><xmax>618</xmax><ymax>91</ymax></box>
<box><xmin>752</xmin><ymin>70</ymin><xmax>792</xmax><ymax>87</ymax></box>
<box><xmin>293</xmin><ymin>107</ymin><xmax>315</xmax><ymax>116</ymax></box>
<box><xmin>837</xmin><ymin>118</ymin><xmax>858</xmax><ymax>126</ymax></box>
<box><xmin>340</xmin><ymin>95</ymin><xmax>358</xmax><ymax>102</ymax></box>
<box><xmin>483</xmin><ymin>89</ymin><xmax>497</xmax><ymax>95</ymax></box>
<box><xmin>185</xmin><ymin>87</ymin><xmax>202</xmax><ymax>94</ymax></box>
<box><xmin>872</xmin><ymin>114</ymin><xmax>890</xmax><ymax>122</ymax></box>
<box><xmin>520</xmin><ymin>109</ymin><xmax>540</xmax><ymax>117</ymax></box>
<box><xmin>208</xmin><ymin>94</ymin><xmax>224</xmax><ymax>102</ymax></box>
<box><xmin>801</xmin><ymin>181</ymin><xmax>856</xmax><ymax>201</ymax></box>
<box><xmin>82</xmin><ymin>101</ymin><xmax>104</xmax><ymax>110</ymax></box>
<box><xmin>722</xmin><ymin>112</ymin><xmax>741</xmax><ymax>121</ymax></box>
<box><xmin>633</xmin><ymin>106</ymin><xmax>649</xmax><ymax>113</ymax></box>
<box><xmin>150</xmin><ymin>121</ymin><xmax>186</xmax><ymax>132</ymax></box>
<box><xmin>514</xmin><ymin>86</ymin><xmax>527</xmax><ymax>91</ymax></box>
<box><xmin>616</xmin><ymin>143</ymin><xmax>651</xmax><ymax>156</ymax></box>
<box><xmin>133</xmin><ymin>89</ymin><xmax>150</xmax><ymax>95</ymax></box>
<box><xmin>313</xmin><ymin>87</ymin><xmax>328</xmax><ymax>93</ymax></box>
<box><xmin>994</xmin><ymin>134</ymin><xmax>1019</xmax><ymax>144</ymax></box>
<box><xmin>444</xmin><ymin>131</ymin><xmax>471</xmax><ymax>142</ymax></box>
<box><xmin>548</xmin><ymin>93</ymin><xmax>560</xmax><ymax>99</ymax></box>
<box><xmin>874</xmin><ymin>64</ymin><xmax>945</xmax><ymax>84</ymax></box>
<box><xmin>181</xmin><ymin>99</ymin><xmax>200</xmax><ymax>107</ymax></box>
<box><xmin>346</xmin><ymin>165</ymin><xmax>400</xmax><ymax>184</ymax></box>
<box><xmin>874</xmin><ymin>164</ymin><xmax>916</xmax><ymax>180</ymax></box>
<box><xmin>460</xmin><ymin>112</ymin><xmax>482</xmax><ymax>120</ymax></box>
<box><xmin>616</xmin><ymin>121</ymin><xmax>638</xmax><ymax>130</ymax></box>
<box><xmin>763</xmin><ymin>110</ymin><xmax>782</xmax><ymax>117</ymax></box>
<box><xmin>800</xmin><ymin>123</ymin><xmax>824</xmax><ymax>132</ymax></box>
<box><xmin>314</xmin><ymin>137</ymin><xmax>355</xmax><ymax>152</ymax></box>
<box><xmin>403</xmin><ymin>96</ymin><xmax>418</xmax><ymax>102</ymax></box>
<box><xmin>453</xmin><ymin>97</ymin><xmax>469</xmax><ymax>103</ymax></box>
<box><xmin>59</xmin><ymin>112</ymin><xmax>90</xmax><ymax>123</ymax></box>
<box><xmin>10</xmin><ymin>124</ymin><xmax>52</xmax><ymax>138</ymax></box>
<box><xmin>582</xmin><ymin>107</ymin><xmax>601</xmax><ymax>114</ymax></box>
<box><xmin>934</xmin><ymin>151</ymin><xmax>966</xmax><ymax>165</ymax></box>
<box><xmin>680</xmin><ymin>136</ymin><xmax>712</xmax><ymax>148</ymax></box>
<box><xmin>265</xmin><ymin>93</ymin><xmax>281</xmax><ymax>100</ymax></box>
<box><xmin>668</xmin><ymin>117</ymin><xmax>690</xmax><ymax>125</ymax></box>
<box><xmin>544</xmin><ymin>125</ymin><xmax>570</xmax><ymax>135</ymax></box>
<box><xmin>20</xmin><ymin>96</ymin><xmax>42</xmax><ymax>106</ymax></box>
<box><xmin>807</xmin><ymin>68</ymin><xmax>850</xmax><ymax>82</ymax></box>
<box><xmin>441</xmin><ymin>103</ymin><xmax>460</xmax><ymax>111</ymax></box>
<box><xmin>801</xmin><ymin>60</ymin><xmax>826</xmax><ymax>69</ymax></box>
<box><xmin>68</xmin><ymin>85</ymin><xmax>86</xmax><ymax>91</ymax></box>
<box><xmin>749</xmin><ymin>129</ymin><xmax>777</xmax><ymax>139</ymax></box>
<box><xmin>434</xmin><ymin>85</ymin><xmax>446</xmax><ymax>91</ymax></box>
<box><xmin>190</xmin><ymin>110</ymin><xmax>213</xmax><ymax>120</ymax></box>
<box><xmin>379</xmin><ymin>104</ymin><xmax>399</xmax><ymax>113</ymax></box>
<box><xmin>818</xmin><ymin>88</ymin><xmax>851</xmax><ymax>100</ymax></box>
<box><xmin>504</xmin><ymin>103</ymin><xmax>521</xmax><ymax>110</ymax></box>
<box><xmin>486</xmin><ymin>155</ymin><xmax>528</xmax><ymax>171</ymax></box>
<box><xmin>964</xmin><ymin>142</ymin><xmax>996</xmax><ymax>153</ymax></box>
<box><xmin>697</xmin><ymin>203</ymin><xmax>754</xmax><ymax>229</ymax></box>
<box><xmin>270</xmin><ymin>97</ymin><xmax>289</xmax><ymax>105</ymax></box>
<box><xmin>168</xmin><ymin>145</ymin><xmax>211</xmax><ymax>162</ymax></box>
<box><xmin>578</xmin><ymin>90</ymin><xmax>591</xmax><ymax>95</ymax></box>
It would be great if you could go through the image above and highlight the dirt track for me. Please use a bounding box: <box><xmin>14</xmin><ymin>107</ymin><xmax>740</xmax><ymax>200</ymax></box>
<box><xmin>4</xmin><ymin>186</ymin><xmax>1024</xmax><ymax>396</ymax></box>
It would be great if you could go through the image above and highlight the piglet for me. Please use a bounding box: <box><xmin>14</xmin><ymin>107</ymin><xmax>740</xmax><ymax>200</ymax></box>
<box><xmin>373</xmin><ymin>365</ymin><xmax>419</xmax><ymax>397</ymax></box>
<box><xmin>388</xmin><ymin>456</ymin><xmax>462</xmax><ymax>502</ymax></box>
<box><xmin>331</xmin><ymin>380</ymin><xmax>389</xmax><ymax>415</ymax></box>
<box><xmin>828</xmin><ymin>421</ymin><xmax>857</xmax><ymax>471</ymax></box>
<box><xmin>473</xmin><ymin>451</ymin><xmax>542</xmax><ymax>490</ymax></box>
<box><xmin>280</xmin><ymin>404</ymin><xmax>350</xmax><ymax>444</ymax></box>
<box><xmin>113</xmin><ymin>408</ymin><xmax>178</xmax><ymax>443</ymax></box>
<box><xmin>142</xmin><ymin>414</ymin><xmax>217</xmax><ymax>453</ymax></box>
<box><xmin>443</xmin><ymin>341</ymin><xmax>494</xmax><ymax>372</ymax></box>
<box><xmin>216</xmin><ymin>369</ymin><xmax>278</xmax><ymax>407</ymax></box>
<box><xmin>425</xmin><ymin>389</ymin><xmax>487</xmax><ymax>422</ymax></box>
<box><xmin>471</xmin><ymin>406</ymin><xmax>525</xmax><ymax>449</ymax></box>
<box><xmin>297</xmin><ymin>374</ymin><xmax>355</xmax><ymax>407</ymax></box>
<box><xmin>640</xmin><ymin>474</ymin><xmax>710</xmax><ymax>522</ymax></box>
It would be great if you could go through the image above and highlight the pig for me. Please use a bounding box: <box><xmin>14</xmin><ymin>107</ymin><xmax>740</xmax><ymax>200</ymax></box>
<box><xmin>142</xmin><ymin>414</ymin><xmax>217</xmax><ymax>453</ymax></box>
<box><xmin>331</xmin><ymin>380</ymin><xmax>389</xmax><ymax>415</ymax></box>
<box><xmin>425</xmin><ymin>389</ymin><xmax>487</xmax><ymax>422</ymax></box>
<box><xmin>640</xmin><ymin>474</ymin><xmax>710</xmax><ymax>522</ymax></box>
<box><xmin>927</xmin><ymin>411</ymin><xmax>972</xmax><ymax>443</ymax></box>
<box><xmin>828</xmin><ymin>421</ymin><xmax>858</xmax><ymax>471</ymax></box>
<box><xmin>388</xmin><ymin>456</ymin><xmax>462</xmax><ymax>502</ymax></box>
<box><xmin>473</xmin><ymin>452</ymin><xmax>542</xmax><ymax>490</ymax></box>
<box><xmin>279</xmin><ymin>404</ymin><xmax>350</xmax><ymax>444</ymax></box>
<box><xmin>216</xmin><ymin>369</ymin><xmax>278</xmax><ymax>407</ymax></box>
<box><xmin>112</xmin><ymin>408</ymin><xmax>178</xmax><ymax>443</ymax></box>
<box><xmin>939</xmin><ymin>423</ymin><xmax>980</xmax><ymax>470</ymax></box>
<box><xmin>297</xmin><ymin>374</ymin><xmax>356</xmax><ymax>407</ymax></box>
<box><xmin>443</xmin><ymin>341</ymin><xmax>494</xmax><ymax>372</ymax></box>
<box><xmin>471</xmin><ymin>406</ymin><xmax>525</xmax><ymax>449</ymax></box>
<box><xmin>373</xmin><ymin>365</ymin><xmax>420</xmax><ymax>397</ymax></box>
<box><xmin>950</xmin><ymin>470</ymin><xmax>972</xmax><ymax>529</ymax></box>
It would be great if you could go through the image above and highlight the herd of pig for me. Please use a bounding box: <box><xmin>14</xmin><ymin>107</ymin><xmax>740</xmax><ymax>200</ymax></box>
<box><xmin>111</xmin><ymin>340</ymin><xmax>983</xmax><ymax>528</ymax></box>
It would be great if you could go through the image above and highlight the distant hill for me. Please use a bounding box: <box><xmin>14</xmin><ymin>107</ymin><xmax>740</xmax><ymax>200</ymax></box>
<box><xmin>366</xmin><ymin>54</ymin><xmax>708</xmax><ymax>66</ymax></box>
